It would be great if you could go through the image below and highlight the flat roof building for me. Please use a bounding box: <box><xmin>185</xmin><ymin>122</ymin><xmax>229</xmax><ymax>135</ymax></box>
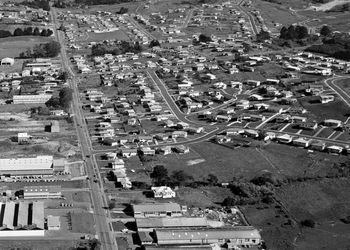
<box><xmin>0</xmin><ymin>155</ymin><xmax>54</xmax><ymax>177</ymax></box>
<box><xmin>24</xmin><ymin>185</ymin><xmax>62</xmax><ymax>199</ymax></box>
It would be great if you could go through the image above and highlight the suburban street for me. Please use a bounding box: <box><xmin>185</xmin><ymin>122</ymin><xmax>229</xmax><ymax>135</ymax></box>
<box><xmin>51</xmin><ymin>7</ymin><xmax>116</xmax><ymax>250</ymax></box>
<box><xmin>325</xmin><ymin>75</ymin><xmax>350</xmax><ymax>107</ymax></box>
<box><xmin>237</xmin><ymin>0</ymin><xmax>258</xmax><ymax>35</ymax></box>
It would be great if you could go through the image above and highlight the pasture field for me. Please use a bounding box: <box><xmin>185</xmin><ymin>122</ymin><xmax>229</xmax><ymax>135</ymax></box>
<box><xmin>0</xmin><ymin>36</ymin><xmax>53</xmax><ymax>58</ymax></box>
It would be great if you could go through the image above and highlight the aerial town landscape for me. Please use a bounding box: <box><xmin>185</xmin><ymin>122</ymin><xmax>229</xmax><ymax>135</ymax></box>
<box><xmin>0</xmin><ymin>0</ymin><xmax>349</xmax><ymax>249</ymax></box>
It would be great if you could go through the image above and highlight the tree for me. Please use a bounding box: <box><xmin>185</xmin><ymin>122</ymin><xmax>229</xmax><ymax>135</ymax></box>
<box><xmin>59</xmin><ymin>87</ymin><xmax>73</xmax><ymax>109</ymax></box>
<box><xmin>13</xmin><ymin>28</ymin><xmax>24</xmax><ymax>36</ymax></box>
<box><xmin>23</xmin><ymin>27</ymin><xmax>33</xmax><ymax>36</ymax></box>
<box><xmin>207</xmin><ymin>174</ymin><xmax>218</xmax><ymax>185</ymax></box>
<box><xmin>320</xmin><ymin>25</ymin><xmax>332</xmax><ymax>37</ymax></box>
<box><xmin>43</xmin><ymin>41</ymin><xmax>61</xmax><ymax>57</ymax></box>
<box><xmin>46</xmin><ymin>97</ymin><xmax>61</xmax><ymax>108</ymax></box>
<box><xmin>57</xmin><ymin>71</ymin><xmax>69</xmax><ymax>81</ymax></box>
<box><xmin>198</xmin><ymin>34</ymin><xmax>212</xmax><ymax>43</ymax></box>
<box><xmin>117</xmin><ymin>7</ymin><xmax>128</xmax><ymax>14</ymax></box>
<box><xmin>301</xmin><ymin>219</ymin><xmax>316</xmax><ymax>228</ymax></box>
<box><xmin>222</xmin><ymin>197</ymin><xmax>237</xmax><ymax>207</ymax></box>
<box><xmin>171</xmin><ymin>170</ymin><xmax>192</xmax><ymax>186</ymax></box>
<box><xmin>150</xmin><ymin>165</ymin><xmax>169</xmax><ymax>185</ymax></box>
<box><xmin>295</xmin><ymin>25</ymin><xmax>308</xmax><ymax>39</ymax></box>
<box><xmin>46</xmin><ymin>29</ymin><xmax>53</xmax><ymax>36</ymax></box>
<box><xmin>33</xmin><ymin>27</ymin><xmax>40</xmax><ymax>36</ymax></box>
<box><xmin>256</xmin><ymin>29</ymin><xmax>270</xmax><ymax>42</ymax></box>
<box><xmin>40</xmin><ymin>29</ymin><xmax>48</xmax><ymax>37</ymax></box>
<box><xmin>0</xmin><ymin>30</ymin><xmax>12</xmax><ymax>38</ymax></box>
<box><xmin>149</xmin><ymin>40</ymin><xmax>161</xmax><ymax>48</ymax></box>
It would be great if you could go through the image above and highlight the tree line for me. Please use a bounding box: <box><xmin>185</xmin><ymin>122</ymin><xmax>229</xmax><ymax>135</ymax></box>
<box><xmin>306</xmin><ymin>32</ymin><xmax>350</xmax><ymax>60</ymax></box>
<box><xmin>18</xmin><ymin>0</ymin><xmax>50</xmax><ymax>11</ymax></box>
<box><xmin>0</xmin><ymin>27</ymin><xmax>53</xmax><ymax>39</ymax></box>
<box><xmin>91</xmin><ymin>41</ymin><xmax>143</xmax><ymax>56</ymax></box>
<box><xmin>75</xmin><ymin>0</ymin><xmax>137</xmax><ymax>5</ymax></box>
<box><xmin>46</xmin><ymin>87</ymin><xmax>73</xmax><ymax>111</ymax></box>
<box><xmin>279</xmin><ymin>25</ymin><xmax>308</xmax><ymax>40</ymax></box>
<box><xmin>19</xmin><ymin>41</ymin><xmax>61</xmax><ymax>59</ymax></box>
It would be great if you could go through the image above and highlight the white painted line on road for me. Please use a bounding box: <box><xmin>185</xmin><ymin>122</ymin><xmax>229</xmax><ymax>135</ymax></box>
<box><xmin>327</xmin><ymin>131</ymin><xmax>336</xmax><ymax>139</ymax></box>
<box><xmin>313</xmin><ymin>127</ymin><xmax>325</xmax><ymax>137</ymax></box>
<box><xmin>332</xmin><ymin>132</ymin><xmax>343</xmax><ymax>140</ymax></box>
<box><xmin>279</xmin><ymin>123</ymin><xmax>290</xmax><ymax>132</ymax></box>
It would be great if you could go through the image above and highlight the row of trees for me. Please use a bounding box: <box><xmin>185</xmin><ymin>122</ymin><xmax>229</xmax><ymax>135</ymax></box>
<box><xmin>19</xmin><ymin>0</ymin><xmax>50</xmax><ymax>11</ymax></box>
<box><xmin>0</xmin><ymin>27</ymin><xmax>53</xmax><ymax>39</ymax></box>
<box><xmin>19</xmin><ymin>41</ymin><xmax>61</xmax><ymax>58</ymax></box>
<box><xmin>150</xmin><ymin>165</ymin><xmax>219</xmax><ymax>187</ymax></box>
<box><xmin>306</xmin><ymin>32</ymin><xmax>350</xmax><ymax>60</ymax></box>
<box><xmin>91</xmin><ymin>41</ymin><xmax>143</xmax><ymax>56</ymax></box>
<box><xmin>280</xmin><ymin>25</ymin><xmax>308</xmax><ymax>40</ymax></box>
<box><xmin>13</xmin><ymin>27</ymin><xmax>53</xmax><ymax>37</ymax></box>
<box><xmin>75</xmin><ymin>0</ymin><xmax>136</xmax><ymax>5</ymax></box>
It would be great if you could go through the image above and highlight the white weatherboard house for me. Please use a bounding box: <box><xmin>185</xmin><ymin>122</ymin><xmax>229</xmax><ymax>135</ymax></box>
<box><xmin>152</xmin><ymin>186</ymin><xmax>176</xmax><ymax>199</ymax></box>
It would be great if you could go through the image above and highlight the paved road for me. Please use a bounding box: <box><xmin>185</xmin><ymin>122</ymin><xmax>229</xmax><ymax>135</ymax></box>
<box><xmin>237</xmin><ymin>0</ymin><xmax>258</xmax><ymax>35</ymax></box>
<box><xmin>325</xmin><ymin>76</ymin><xmax>350</xmax><ymax>107</ymax></box>
<box><xmin>51</xmin><ymin>8</ymin><xmax>116</xmax><ymax>250</ymax></box>
<box><xmin>127</xmin><ymin>15</ymin><xmax>156</xmax><ymax>40</ymax></box>
<box><xmin>182</xmin><ymin>8</ymin><xmax>194</xmax><ymax>28</ymax></box>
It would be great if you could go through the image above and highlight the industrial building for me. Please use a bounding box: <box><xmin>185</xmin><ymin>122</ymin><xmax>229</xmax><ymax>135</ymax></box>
<box><xmin>13</xmin><ymin>94</ymin><xmax>52</xmax><ymax>104</ymax></box>
<box><xmin>0</xmin><ymin>155</ymin><xmax>59</xmax><ymax>178</ymax></box>
<box><xmin>152</xmin><ymin>227</ymin><xmax>261</xmax><ymax>247</ymax></box>
<box><xmin>133</xmin><ymin>203</ymin><xmax>183</xmax><ymax>218</ymax></box>
<box><xmin>24</xmin><ymin>185</ymin><xmax>62</xmax><ymax>199</ymax></box>
<box><xmin>0</xmin><ymin>201</ymin><xmax>45</xmax><ymax>237</ymax></box>
<box><xmin>136</xmin><ymin>217</ymin><xmax>208</xmax><ymax>232</ymax></box>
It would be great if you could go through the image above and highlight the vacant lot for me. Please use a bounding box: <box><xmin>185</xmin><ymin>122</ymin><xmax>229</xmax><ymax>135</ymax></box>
<box><xmin>145</xmin><ymin>141</ymin><xmax>343</xmax><ymax>182</ymax></box>
<box><xmin>298</xmin><ymin>97</ymin><xmax>349</xmax><ymax>122</ymax></box>
<box><xmin>0</xmin><ymin>239</ymin><xmax>80</xmax><ymax>250</ymax></box>
<box><xmin>72</xmin><ymin>191</ymin><xmax>91</xmax><ymax>203</ymax></box>
<box><xmin>0</xmin><ymin>36</ymin><xmax>53</xmax><ymax>58</ymax></box>
<box><xmin>71</xmin><ymin>212</ymin><xmax>95</xmax><ymax>234</ymax></box>
<box><xmin>84</xmin><ymin>30</ymin><xmax>130</xmax><ymax>42</ymax></box>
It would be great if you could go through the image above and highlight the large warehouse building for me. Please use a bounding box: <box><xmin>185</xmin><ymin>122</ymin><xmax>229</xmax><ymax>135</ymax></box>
<box><xmin>153</xmin><ymin>227</ymin><xmax>261</xmax><ymax>247</ymax></box>
<box><xmin>0</xmin><ymin>155</ymin><xmax>54</xmax><ymax>178</ymax></box>
<box><xmin>0</xmin><ymin>201</ymin><xmax>45</xmax><ymax>237</ymax></box>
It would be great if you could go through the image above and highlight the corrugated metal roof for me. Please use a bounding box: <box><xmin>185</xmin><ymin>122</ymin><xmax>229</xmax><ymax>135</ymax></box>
<box><xmin>32</xmin><ymin>201</ymin><xmax>44</xmax><ymax>229</ymax></box>
<box><xmin>155</xmin><ymin>227</ymin><xmax>261</xmax><ymax>241</ymax></box>
<box><xmin>17</xmin><ymin>202</ymin><xmax>28</xmax><ymax>227</ymax></box>
<box><xmin>0</xmin><ymin>156</ymin><xmax>53</xmax><ymax>171</ymax></box>
<box><xmin>133</xmin><ymin>203</ymin><xmax>181</xmax><ymax>213</ymax></box>
<box><xmin>136</xmin><ymin>217</ymin><xmax>208</xmax><ymax>228</ymax></box>
<box><xmin>3</xmin><ymin>202</ymin><xmax>15</xmax><ymax>229</ymax></box>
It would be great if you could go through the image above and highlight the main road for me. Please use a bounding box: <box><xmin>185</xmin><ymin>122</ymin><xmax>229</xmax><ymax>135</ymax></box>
<box><xmin>51</xmin><ymin>7</ymin><xmax>116</xmax><ymax>250</ymax></box>
<box><xmin>237</xmin><ymin>0</ymin><xmax>258</xmax><ymax>35</ymax></box>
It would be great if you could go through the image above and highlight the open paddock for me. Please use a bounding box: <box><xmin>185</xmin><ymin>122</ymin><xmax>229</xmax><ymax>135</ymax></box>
<box><xmin>0</xmin><ymin>36</ymin><xmax>53</xmax><ymax>58</ymax></box>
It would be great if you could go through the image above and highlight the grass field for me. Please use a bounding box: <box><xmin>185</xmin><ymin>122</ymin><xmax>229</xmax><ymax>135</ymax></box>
<box><xmin>0</xmin><ymin>239</ymin><xmax>81</xmax><ymax>250</ymax></box>
<box><xmin>277</xmin><ymin>178</ymin><xmax>350</xmax><ymax>250</ymax></box>
<box><xmin>0</xmin><ymin>36</ymin><xmax>53</xmax><ymax>58</ymax></box>
<box><xmin>253</xmin><ymin>0</ymin><xmax>303</xmax><ymax>28</ymax></box>
<box><xmin>71</xmin><ymin>213</ymin><xmax>95</xmax><ymax>234</ymax></box>
<box><xmin>142</xmin><ymin>141</ymin><xmax>344</xmax><ymax>182</ymax></box>
<box><xmin>298</xmin><ymin>97</ymin><xmax>349</xmax><ymax>122</ymax></box>
<box><xmin>72</xmin><ymin>191</ymin><xmax>91</xmax><ymax>203</ymax></box>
